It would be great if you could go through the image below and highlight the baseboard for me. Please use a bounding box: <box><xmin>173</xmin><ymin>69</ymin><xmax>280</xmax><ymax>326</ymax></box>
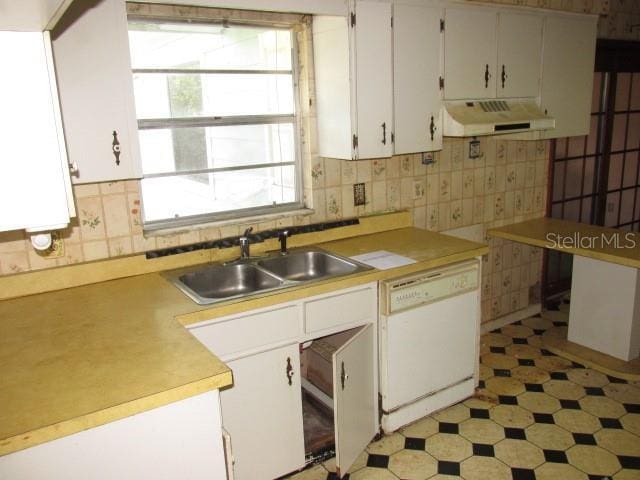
<box><xmin>480</xmin><ymin>303</ymin><xmax>542</xmax><ymax>334</ymax></box>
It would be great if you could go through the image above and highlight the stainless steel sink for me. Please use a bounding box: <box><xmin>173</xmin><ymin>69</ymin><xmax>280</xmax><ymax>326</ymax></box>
<box><xmin>172</xmin><ymin>263</ymin><xmax>284</xmax><ymax>304</ymax></box>
<box><xmin>257</xmin><ymin>250</ymin><xmax>360</xmax><ymax>281</ymax></box>
<box><xmin>165</xmin><ymin>248</ymin><xmax>372</xmax><ymax>305</ymax></box>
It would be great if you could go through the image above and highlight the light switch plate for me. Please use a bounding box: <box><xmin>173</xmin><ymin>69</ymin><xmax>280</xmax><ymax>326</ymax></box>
<box><xmin>353</xmin><ymin>183</ymin><xmax>366</xmax><ymax>206</ymax></box>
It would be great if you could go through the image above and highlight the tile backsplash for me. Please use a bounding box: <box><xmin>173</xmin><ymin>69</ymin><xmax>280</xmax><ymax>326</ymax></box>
<box><xmin>0</xmin><ymin>136</ymin><xmax>548</xmax><ymax>325</ymax></box>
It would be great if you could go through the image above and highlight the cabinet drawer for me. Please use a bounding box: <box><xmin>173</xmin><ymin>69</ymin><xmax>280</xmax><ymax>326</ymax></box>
<box><xmin>188</xmin><ymin>305</ymin><xmax>299</xmax><ymax>360</ymax></box>
<box><xmin>304</xmin><ymin>285</ymin><xmax>376</xmax><ymax>334</ymax></box>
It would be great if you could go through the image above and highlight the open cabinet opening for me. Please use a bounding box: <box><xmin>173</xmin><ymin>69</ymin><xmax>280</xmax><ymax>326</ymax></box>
<box><xmin>299</xmin><ymin>327</ymin><xmax>364</xmax><ymax>464</ymax></box>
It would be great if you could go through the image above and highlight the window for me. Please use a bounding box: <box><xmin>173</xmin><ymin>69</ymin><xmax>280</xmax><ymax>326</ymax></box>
<box><xmin>127</xmin><ymin>15</ymin><xmax>302</xmax><ymax>230</ymax></box>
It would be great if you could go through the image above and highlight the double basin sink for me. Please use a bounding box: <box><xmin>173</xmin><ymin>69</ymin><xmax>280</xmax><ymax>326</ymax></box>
<box><xmin>165</xmin><ymin>248</ymin><xmax>372</xmax><ymax>305</ymax></box>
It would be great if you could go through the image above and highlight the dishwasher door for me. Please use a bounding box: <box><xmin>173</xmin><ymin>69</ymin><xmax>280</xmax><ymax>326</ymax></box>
<box><xmin>380</xmin><ymin>261</ymin><xmax>480</xmax><ymax>412</ymax></box>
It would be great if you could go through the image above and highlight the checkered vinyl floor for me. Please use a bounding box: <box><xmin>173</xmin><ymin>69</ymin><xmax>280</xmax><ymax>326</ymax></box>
<box><xmin>286</xmin><ymin>308</ymin><xmax>640</xmax><ymax>480</ymax></box>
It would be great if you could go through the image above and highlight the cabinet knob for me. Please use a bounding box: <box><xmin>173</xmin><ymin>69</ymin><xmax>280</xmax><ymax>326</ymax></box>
<box><xmin>484</xmin><ymin>64</ymin><xmax>491</xmax><ymax>88</ymax></box>
<box><xmin>68</xmin><ymin>161</ymin><xmax>79</xmax><ymax>176</ymax></box>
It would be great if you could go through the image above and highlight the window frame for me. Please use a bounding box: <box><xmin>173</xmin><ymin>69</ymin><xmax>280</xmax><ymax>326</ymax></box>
<box><xmin>126</xmin><ymin>8</ymin><xmax>306</xmax><ymax>232</ymax></box>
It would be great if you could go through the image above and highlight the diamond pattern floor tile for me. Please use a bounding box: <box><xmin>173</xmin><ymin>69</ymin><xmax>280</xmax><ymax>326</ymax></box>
<box><xmin>285</xmin><ymin>313</ymin><xmax>637</xmax><ymax>480</ymax></box>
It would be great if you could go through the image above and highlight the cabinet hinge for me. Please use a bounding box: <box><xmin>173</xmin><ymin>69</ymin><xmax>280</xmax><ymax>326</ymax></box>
<box><xmin>439</xmin><ymin>77</ymin><xmax>444</xmax><ymax>90</ymax></box>
<box><xmin>350</xmin><ymin>12</ymin><xmax>356</xmax><ymax>27</ymax></box>
<box><xmin>440</xmin><ymin>19</ymin><xmax>445</xmax><ymax>32</ymax></box>
<box><xmin>352</xmin><ymin>134</ymin><xmax>358</xmax><ymax>149</ymax></box>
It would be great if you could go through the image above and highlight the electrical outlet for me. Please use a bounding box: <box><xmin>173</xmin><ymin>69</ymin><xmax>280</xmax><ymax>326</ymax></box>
<box><xmin>353</xmin><ymin>183</ymin><xmax>366</xmax><ymax>206</ymax></box>
<box><xmin>422</xmin><ymin>152</ymin><xmax>435</xmax><ymax>166</ymax></box>
<box><xmin>469</xmin><ymin>139</ymin><xmax>481</xmax><ymax>159</ymax></box>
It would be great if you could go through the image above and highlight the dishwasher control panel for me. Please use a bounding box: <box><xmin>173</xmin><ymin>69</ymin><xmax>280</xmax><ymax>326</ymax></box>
<box><xmin>384</xmin><ymin>261</ymin><xmax>479</xmax><ymax>314</ymax></box>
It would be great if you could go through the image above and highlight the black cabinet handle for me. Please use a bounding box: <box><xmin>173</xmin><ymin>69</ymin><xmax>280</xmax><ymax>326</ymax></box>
<box><xmin>111</xmin><ymin>130</ymin><xmax>121</xmax><ymax>166</ymax></box>
<box><xmin>340</xmin><ymin>361</ymin><xmax>348</xmax><ymax>390</ymax></box>
<box><xmin>381</xmin><ymin>122</ymin><xmax>387</xmax><ymax>145</ymax></box>
<box><xmin>484</xmin><ymin>64</ymin><xmax>490</xmax><ymax>88</ymax></box>
<box><xmin>501</xmin><ymin>65</ymin><xmax>507</xmax><ymax>89</ymax></box>
<box><xmin>286</xmin><ymin>357</ymin><xmax>294</xmax><ymax>386</ymax></box>
<box><xmin>429</xmin><ymin>116</ymin><xmax>436</xmax><ymax>141</ymax></box>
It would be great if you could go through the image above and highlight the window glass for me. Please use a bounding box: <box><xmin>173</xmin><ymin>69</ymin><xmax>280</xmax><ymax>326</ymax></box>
<box><xmin>128</xmin><ymin>19</ymin><xmax>301</xmax><ymax>228</ymax></box>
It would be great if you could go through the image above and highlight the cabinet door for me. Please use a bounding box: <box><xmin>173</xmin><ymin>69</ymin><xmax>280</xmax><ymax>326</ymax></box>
<box><xmin>393</xmin><ymin>4</ymin><xmax>443</xmax><ymax>154</ymax></box>
<box><xmin>52</xmin><ymin>0</ymin><xmax>142</xmax><ymax>184</ymax></box>
<box><xmin>220</xmin><ymin>344</ymin><xmax>305</xmax><ymax>480</ymax></box>
<box><xmin>539</xmin><ymin>15</ymin><xmax>597</xmax><ymax>139</ymax></box>
<box><xmin>333</xmin><ymin>324</ymin><xmax>376</xmax><ymax>477</ymax></box>
<box><xmin>444</xmin><ymin>8</ymin><xmax>497</xmax><ymax>100</ymax></box>
<box><xmin>312</xmin><ymin>15</ymin><xmax>353</xmax><ymax>160</ymax></box>
<box><xmin>497</xmin><ymin>12</ymin><xmax>543</xmax><ymax>99</ymax></box>
<box><xmin>353</xmin><ymin>0</ymin><xmax>393</xmax><ymax>159</ymax></box>
<box><xmin>0</xmin><ymin>31</ymin><xmax>74</xmax><ymax>233</ymax></box>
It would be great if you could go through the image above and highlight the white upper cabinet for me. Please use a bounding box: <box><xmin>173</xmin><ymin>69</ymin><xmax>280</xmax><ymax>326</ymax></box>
<box><xmin>538</xmin><ymin>14</ymin><xmax>598</xmax><ymax>138</ymax></box>
<box><xmin>52</xmin><ymin>0</ymin><xmax>142</xmax><ymax>183</ymax></box>
<box><xmin>0</xmin><ymin>31</ymin><xmax>75</xmax><ymax>233</ymax></box>
<box><xmin>353</xmin><ymin>1</ymin><xmax>393</xmax><ymax>159</ymax></box>
<box><xmin>444</xmin><ymin>8</ymin><xmax>497</xmax><ymax>100</ymax></box>
<box><xmin>497</xmin><ymin>12</ymin><xmax>543</xmax><ymax>99</ymax></box>
<box><xmin>444</xmin><ymin>8</ymin><xmax>543</xmax><ymax>101</ymax></box>
<box><xmin>313</xmin><ymin>0</ymin><xmax>393</xmax><ymax>160</ymax></box>
<box><xmin>392</xmin><ymin>3</ymin><xmax>443</xmax><ymax>154</ymax></box>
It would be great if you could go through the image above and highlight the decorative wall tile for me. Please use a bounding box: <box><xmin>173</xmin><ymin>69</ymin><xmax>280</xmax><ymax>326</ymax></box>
<box><xmin>102</xmin><ymin>194</ymin><xmax>131</xmax><ymax>238</ymax></box>
<box><xmin>372</xmin><ymin>159</ymin><xmax>386</xmax><ymax>180</ymax></box>
<box><xmin>77</xmin><ymin>197</ymin><xmax>106</xmax><ymax>241</ymax></box>
<box><xmin>357</xmin><ymin>160</ymin><xmax>372</xmax><ymax>183</ymax></box>
<box><xmin>372</xmin><ymin>181</ymin><xmax>388</xmax><ymax>212</ymax></box>
<box><xmin>324</xmin><ymin>158</ymin><xmax>341</xmax><ymax>187</ymax></box>
<box><xmin>82</xmin><ymin>240</ymin><xmax>109</xmax><ymax>261</ymax></box>
<box><xmin>108</xmin><ymin>236</ymin><xmax>133</xmax><ymax>257</ymax></box>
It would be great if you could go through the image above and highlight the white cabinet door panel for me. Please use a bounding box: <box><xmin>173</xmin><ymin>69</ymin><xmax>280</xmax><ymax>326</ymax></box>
<box><xmin>539</xmin><ymin>15</ymin><xmax>597</xmax><ymax>138</ymax></box>
<box><xmin>393</xmin><ymin>4</ymin><xmax>443</xmax><ymax>153</ymax></box>
<box><xmin>221</xmin><ymin>344</ymin><xmax>305</xmax><ymax>480</ymax></box>
<box><xmin>52</xmin><ymin>0</ymin><xmax>142</xmax><ymax>183</ymax></box>
<box><xmin>333</xmin><ymin>324</ymin><xmax>376</xmax><ymax>477</ymax></box>
<box><xmin>0</xmin><ymin>31</ymin><xmax>74</xmax><ymax>233</ymax></box>
<box><xmin>312</xmin><ymin>15</ymin><xmax>354</xmax><ymax>160</ymax></box>
<box><xmin>497</xmin><ymin>12</ymin><xmax>543</xmax><ymax>99</ymax></box>
<box><xmin>354</xmin><ymin>0</ymin><xmax>393</xmax><ymax>159</ymax></box>
<box><xmin>444</xmin><ymin>8</ymin><xmax>497</xmax><ymax>100</ymax></box>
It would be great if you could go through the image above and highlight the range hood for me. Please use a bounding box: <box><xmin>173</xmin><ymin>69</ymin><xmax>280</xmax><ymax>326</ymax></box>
<box><xmin>443</xmin><ymin>99</ymin><xmax>554</xmax><ymax>137</ymax></box>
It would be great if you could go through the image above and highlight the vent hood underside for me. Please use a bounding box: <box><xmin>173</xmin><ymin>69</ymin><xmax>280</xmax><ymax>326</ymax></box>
<box><xmin>443</xmin><ymin>99</ymin><xmax>555</xmax><ymax>137</ymax></box>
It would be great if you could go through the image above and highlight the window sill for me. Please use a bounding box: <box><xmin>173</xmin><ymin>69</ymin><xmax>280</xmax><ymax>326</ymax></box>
<box><xmin>143</xmin><ymin>208</ymin><xmax>315</xmax><ymax>238</ymax></box>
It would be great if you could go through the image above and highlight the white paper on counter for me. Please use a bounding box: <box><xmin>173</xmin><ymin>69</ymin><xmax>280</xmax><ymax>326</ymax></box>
<box><xmin>350</xmin><ymin>250</ymin><xmax>417</xmax><ymax>270</ymax></box>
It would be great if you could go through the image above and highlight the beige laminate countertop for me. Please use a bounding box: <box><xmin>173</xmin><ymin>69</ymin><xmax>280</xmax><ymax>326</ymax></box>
<box><xmin>0</xmin><ymin>226</ymin><xmax>487</xmax><ymax>456</ymax></box>
<box><xmin>488</xmin><ymin>218</ymin><xmax>640</xmax><ymax>269</ymax></box>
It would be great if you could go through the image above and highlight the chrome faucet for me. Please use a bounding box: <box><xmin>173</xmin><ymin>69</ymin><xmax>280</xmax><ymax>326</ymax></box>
<box><xmin>239</xmin><ymin>227</ymin><xmax>253</xmax><ymax>259</ymax></box>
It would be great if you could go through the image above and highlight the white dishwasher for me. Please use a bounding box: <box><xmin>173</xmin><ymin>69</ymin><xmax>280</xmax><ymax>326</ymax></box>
<box><xmin>379</xmin><ymin>259</ymin><xmax>480</xmax><ymax>433</ymax></box>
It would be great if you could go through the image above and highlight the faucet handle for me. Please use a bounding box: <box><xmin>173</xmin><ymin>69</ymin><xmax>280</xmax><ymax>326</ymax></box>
<box><xmin>279</xmin><ymin>230</ymin><xmax>289</xmax><ymax>255</ymax></box>
<box><xmin>242</xmin><ymin>227</ymin><xmax>253</xmax><ymax>238</ymax></box>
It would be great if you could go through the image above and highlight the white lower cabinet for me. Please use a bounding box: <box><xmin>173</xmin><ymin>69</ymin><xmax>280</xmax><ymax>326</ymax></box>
<box><xmin>0</xmin><ymin>391</ymin><xmax>228</xmax><ymax>480</ymax></box>
<box><xmin>188</xmin><ymin>283</ymin><xmax>378</xmax><ymax>479</ymax></box>
<box><xmin>221</xmin><ymin>344</ymin><xmax>306</xmax><ymax>480</ymax></box>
